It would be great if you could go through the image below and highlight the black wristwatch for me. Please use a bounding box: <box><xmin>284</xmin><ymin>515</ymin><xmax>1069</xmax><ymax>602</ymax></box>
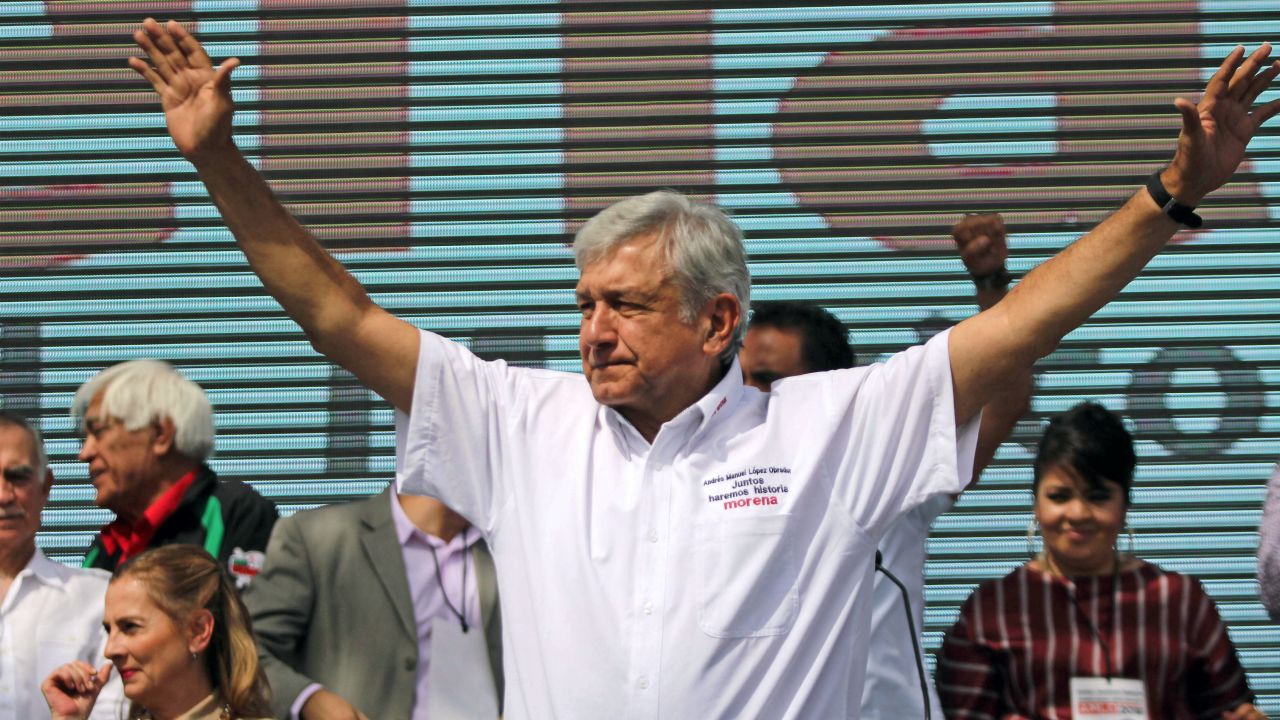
<box><xmin>1146</xmin><ymin>170</ymin><xmax>1203</xmax><ymax>228</ymax></box>
<box><xmin>971</xmin><ymin>266</ymin><xmax>1012</xmax><ymax>291</ymax></box>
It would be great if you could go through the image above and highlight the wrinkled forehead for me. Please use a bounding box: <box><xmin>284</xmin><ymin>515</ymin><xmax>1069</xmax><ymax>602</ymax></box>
<box><xmin>0</xmin><ymin>422</ymin><xmax>38</xmax><ymax>465</ymax></box>
<box><xmin>575</xmin><ymin>234</ymin><xmax>676</xmax><ymax>291</ymax></box>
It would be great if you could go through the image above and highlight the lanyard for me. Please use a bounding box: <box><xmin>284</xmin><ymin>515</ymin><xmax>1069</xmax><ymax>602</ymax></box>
<box><xmin>1044</xmin><ymin>552</ymin><xmax>1122</xmax><ymax>680</ymax></box>
<box><xmin>428</xmin><ymin>527</ymin><xmax>470</xmax><ymax>634</ymax></box>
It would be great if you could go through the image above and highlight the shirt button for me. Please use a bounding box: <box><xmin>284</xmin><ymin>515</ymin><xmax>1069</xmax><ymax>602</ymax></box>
<box><xmin>404</xmin><ymin>658</ymin><xmax>415</xmax><ymax>671</ymax></box>
<box><xmin>642</xmin><ymin>601</ymin><xmax>653</xmax><ymax>615</ymax></box>
<box><xmin>638</xmin><ymin>677</ymin><xmax>650</xmax><ymax>690</ymax></box>
<box><xmin>647</xmin><ymin>530</ymin><xmax>659</xmax><ymax>543</ymax></box>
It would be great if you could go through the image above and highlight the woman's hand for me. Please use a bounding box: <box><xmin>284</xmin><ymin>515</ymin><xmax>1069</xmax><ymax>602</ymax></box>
<box><xmin>41</xmin><ymin>661</ymin><xmax>112</xmax><ymax>720</ymax></box>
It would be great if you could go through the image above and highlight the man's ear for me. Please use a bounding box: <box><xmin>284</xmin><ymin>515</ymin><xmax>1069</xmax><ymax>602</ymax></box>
<box><xmin>703</xmin><ymin>293</ymin><xmax>742</xmax><ymax>357</ymax></box>
<box><xmin>150</xmin><ymin>417</ymin><xmax>177</xmax><ymax>457</ymax></box>
<box><xmin>187</xmin><ymin>607</ymin><xmax>214</xmax><ymax>655</ymax></box>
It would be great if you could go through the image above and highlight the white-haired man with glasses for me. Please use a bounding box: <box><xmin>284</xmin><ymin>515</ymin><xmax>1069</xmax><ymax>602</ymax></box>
<box><xmin>75</xmin><ymin>359</ymin><xmax>277</xmax><ymax>588</ymax></box>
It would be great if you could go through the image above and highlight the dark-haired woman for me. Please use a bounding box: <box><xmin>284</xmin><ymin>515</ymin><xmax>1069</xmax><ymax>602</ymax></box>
<box><xmin>42</xmin><ymin>545</ymin><xmax>273</xmax><ymax>720</ymax></box>
<box><xmin>938</xmin><ymin>401</ymin><xmax>1263</xmax><ymax>720</ymax></box>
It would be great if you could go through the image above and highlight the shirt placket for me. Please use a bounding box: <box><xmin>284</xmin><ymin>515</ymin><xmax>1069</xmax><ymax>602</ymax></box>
<box><xmin>627</xmin><ymin>436</ymin><xmax>676</xmax><ymax>720</ymax></box>
<box><xmin>0</xmin><ymin>575</ymin><xmax>26</xmax><ymax>715</ymax></box>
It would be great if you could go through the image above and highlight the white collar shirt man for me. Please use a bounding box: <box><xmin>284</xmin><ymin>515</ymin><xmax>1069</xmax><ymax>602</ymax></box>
<box><xmin>0</xmin><ymin>548</ymin><xmax>124</xmax><ymax>720</ymax></box>
<box><xmin>396</xmin><ymin>326</ymin><xmax>979</xmax><ymax>719</ymax></box>
<box><xmin>859</xmin><ymin>493</ymin><xmax>954</xmax><ymax>719</ymax></box>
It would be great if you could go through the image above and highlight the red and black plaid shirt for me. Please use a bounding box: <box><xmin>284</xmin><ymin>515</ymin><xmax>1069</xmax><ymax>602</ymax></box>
<box><xmin>938</xmin><ymin>561</ymin><xmax>1252</xmax><ymax>720</ymax></box>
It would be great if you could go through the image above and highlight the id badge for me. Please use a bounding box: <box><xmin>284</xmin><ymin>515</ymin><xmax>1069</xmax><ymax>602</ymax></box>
<box><xmin>1069</xmin><ymin>677</ymin><xmax>1147</xmax><ymax>719</ymax></box>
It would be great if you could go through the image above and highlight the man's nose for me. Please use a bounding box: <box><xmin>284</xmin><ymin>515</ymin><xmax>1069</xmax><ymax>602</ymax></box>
<box><xmin>582</xmin><ymin>305</ymin><xmax>618</xmax><ymax>346</ymax></box>
<box><xmin>78</xmin><ymin>435</ymin><xmax>96</xmax><ymax>462</ymax></box>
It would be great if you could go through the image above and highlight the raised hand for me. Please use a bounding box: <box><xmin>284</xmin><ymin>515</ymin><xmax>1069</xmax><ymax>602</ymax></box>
<box><xmin>41</xmin><ymin>661</ymin><xmax>112</xmax><ymax>720</ymax></box>
<box><xmin>951</xmin><ymin>213</ymin><xmax>1008</xmax><ymax>279</ymax></box>
<box><xmin>128</xmin><ymin>18</ymin><xmax>240</xmax><ymax>162</ymax></box>
<box><xmin>1166</xmin><ymin>44</ymin><xmax>1280</xmax><ymax>205</ymax></box>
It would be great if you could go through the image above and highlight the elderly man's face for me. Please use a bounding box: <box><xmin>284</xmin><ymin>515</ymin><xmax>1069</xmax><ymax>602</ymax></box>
<box><xmin>576</xmin><ymin>235</ymin><xmax>717</xmax><ymax>426</ymax></box>
<box><xmin>0</xmin><ymin>424</ymin><xmax>50</xmax><ymax>552</ymax></box>
<box><xmin>78</xmin><ymin>392</ymin><xmax>164</xmax><ymax>515</ymax></box>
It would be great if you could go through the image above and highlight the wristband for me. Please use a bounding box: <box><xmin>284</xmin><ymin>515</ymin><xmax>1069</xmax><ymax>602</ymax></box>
<box><xmin>1146</xmin><ymin>171</ymin><xmax>1203</xmax><ymax>228</ymax></box>
<box><xmin>971</xmin><ymin>266</ymin><xmax>1012</xmax><ymax>291</ymax></box>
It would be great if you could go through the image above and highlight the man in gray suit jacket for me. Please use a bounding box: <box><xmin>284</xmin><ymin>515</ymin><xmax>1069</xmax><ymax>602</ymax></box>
<box><xmin>244</xmin><ymin>487</ymin><xmax>502</xmax><ymax>720</ymax></box>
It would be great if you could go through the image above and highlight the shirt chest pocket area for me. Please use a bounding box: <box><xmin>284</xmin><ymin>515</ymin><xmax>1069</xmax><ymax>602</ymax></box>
<box><xmin>694</xmin><ymin>514</ymin><xmax>800</xmax><ymax>638</ymax></box>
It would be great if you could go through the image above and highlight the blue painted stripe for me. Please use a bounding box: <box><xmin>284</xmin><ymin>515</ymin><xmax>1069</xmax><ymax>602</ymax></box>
<box><xmin>407</xmin><ymin>58</ymin><xmax>560</xmax><ymax>76</ymax></box>
<box><xmin>407</xmin><ymin>12</ymin><xmax>558</xmax><ymax>29</ymax></box>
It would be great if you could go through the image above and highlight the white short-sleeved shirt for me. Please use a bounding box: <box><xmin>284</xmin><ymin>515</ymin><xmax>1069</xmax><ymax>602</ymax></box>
<box><xmin>860</xmin><ymin>493</ymin><xmax>954</xmax><ymax>719</ymax></box>
<box><xmin>0</xmin><ymin>549</ymin><xmax>125</xmax><ymax>720</ymax></box>
<box><xmin>396</xmin><ymin>328</ymin><xmax>979</xmax><ymax>719</ymax></box>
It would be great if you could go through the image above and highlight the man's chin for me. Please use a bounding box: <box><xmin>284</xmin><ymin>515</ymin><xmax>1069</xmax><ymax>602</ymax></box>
<box><xmin>587</xmin><ymin>376</ymin><xmax>639</xmax><ymax>408</ymax></box>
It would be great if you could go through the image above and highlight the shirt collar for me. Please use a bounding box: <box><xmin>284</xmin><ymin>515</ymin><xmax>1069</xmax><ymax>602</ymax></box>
<box><xmin>20</xmin><ymin>547</ymin><xmax>67</xmax><ymax>587</ymax></box>
<box><xmin>100</xmin><ymin>469</ymin><xmax>198</xmax><ymax>558</ymax></box>
<box><xmin>389</xmin><ymin>491</ymin><xmax>479</xmax><ymax>550</ymax></box>
<box><xmin>600</xmin><ymin>357</ymin><xmax>746</xmax><ymax>455</ymax></box>
<box><xmin>688</xmin><ymin>356</ymin><xmax>745</xmax><ymax>439</ymax></box>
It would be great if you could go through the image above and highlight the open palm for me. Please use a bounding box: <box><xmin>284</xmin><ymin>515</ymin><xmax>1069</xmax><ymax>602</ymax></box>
<box><xmin>1169</xmin><ymin>44</ymin><xmax>1280</xmax><ymax>203</ymax></box>
<box><xmin>129</xmin><ymin>18</ymin><xmax>240</xmax><ymax>160</ymax></box>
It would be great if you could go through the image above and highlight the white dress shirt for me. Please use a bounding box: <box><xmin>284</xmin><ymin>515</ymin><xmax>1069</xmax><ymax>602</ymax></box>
<box><xmin>860</xmin><ymin>493</ymin><xmax>953</xmax><ymax>718</ymax></box>
<box><xmin>396</xmin><ymin>328</ymin><xmax>978</xmax><ymax>719</ymax></box>
<box><xmin>0</xmin><ymin>548</ymin><xmax>124</xmax><ymax>720</ymax></box>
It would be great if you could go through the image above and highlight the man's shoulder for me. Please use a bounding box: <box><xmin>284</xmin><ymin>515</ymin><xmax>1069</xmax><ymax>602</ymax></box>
<box><xmin>28</xmin><ymin>551</ymin><xmax>111</xmax><ymax>594</ymax></box>
<box><xmin>205</xmin><ymin>471</ymin><xmax>277</xmax><ymax>511</ymax></box>
<box><xmin>276</xmin><ymin>493</ymin><xmax>382</xmax><ymax>538</ymax></box>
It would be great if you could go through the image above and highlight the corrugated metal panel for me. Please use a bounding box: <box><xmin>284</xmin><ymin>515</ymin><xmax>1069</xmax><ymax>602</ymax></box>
<box><xmin>3</xmin><ymin>0</ymin><xmax>1279</xmax><ymax>710</ymax></box>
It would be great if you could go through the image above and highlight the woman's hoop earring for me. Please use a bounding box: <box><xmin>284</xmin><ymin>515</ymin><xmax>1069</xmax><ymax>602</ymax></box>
<box><xmin>1026</xmin><ymin>518</ymin><xmax>1041</xmax><ymax>557</ymax></box>
<box><xmin>1121</xmin><ymin>524</ymin><xmax>1135</xmax><ymax>554</ymax></box>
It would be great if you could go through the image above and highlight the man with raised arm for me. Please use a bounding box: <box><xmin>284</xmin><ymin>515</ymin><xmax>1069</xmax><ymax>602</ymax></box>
<box><xmin>127</xmin><ymin>18</ymin><xmax>1278</xmax><ymax>718</ymax></box>
<box><xmin>739</xmin><ymin>215</ymin><xmax>1033</xmax><ymax>719</ymax></box>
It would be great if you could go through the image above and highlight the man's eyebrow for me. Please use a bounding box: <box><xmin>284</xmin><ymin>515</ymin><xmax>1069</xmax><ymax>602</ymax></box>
<box><xmin>576</xmin><ymin>286</ymin><xmax>659</xmax><ymax>303</ymax></box>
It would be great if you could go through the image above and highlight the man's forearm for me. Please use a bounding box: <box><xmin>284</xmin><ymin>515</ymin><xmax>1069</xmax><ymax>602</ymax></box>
<box><xmin>191</xmin><ymin>145</ymin><xmax>374</xmax><ymax>350</ymax></box>
<box><xmin>1000</xmin><ymin>189</ymin><xmax>1177</xmax><ymax>359</ymax></box>
<box><xmin>188</xmin><ymin>145</ymin><xmax>418</xmax><ymax>411</ymax></box>
<box><xmin>951</xmin><ymin>188</ymin><xmax>1179</xmax><ymax>422</ymax></box>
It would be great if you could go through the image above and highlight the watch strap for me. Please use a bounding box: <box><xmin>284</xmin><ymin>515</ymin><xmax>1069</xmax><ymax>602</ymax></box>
<box><xmin>971</xmin><ymin>266</ymin><xmax>1012</xmax><ymax>291</ymax></box>
<box><xmin>1146</xmin><ymin>170</ymin><xmax>1203</xmax><ymax>228</ymax></box>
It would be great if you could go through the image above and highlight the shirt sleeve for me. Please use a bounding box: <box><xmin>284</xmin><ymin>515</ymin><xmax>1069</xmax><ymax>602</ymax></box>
<box><xmin>937</xmin><ymin>588</ymin><xmax>1006</xmax><ymax>720</ymax></box>
<box><xmin>1258</xmin><ymin>464</ymin><xmax>1280</xmax><ymax>620</ymax></box>
<box><xmin>395</xmin><ymin>329</ymin><xmax>530</xmax><ymax>533</ymax></box>
<box><xmin>1182</xmin><ymin>577</ymin><xmax>1253</xmax><ymax>719</ymax></box>
<box><xmin>291</xmin><ymin>684</ymin><xmax>324</xmax><ymax>720</ymax></box>
<box><xmin>824</xmin><ymin>328</ymin><xmax>981</xmax><ymax>539</ymax></box>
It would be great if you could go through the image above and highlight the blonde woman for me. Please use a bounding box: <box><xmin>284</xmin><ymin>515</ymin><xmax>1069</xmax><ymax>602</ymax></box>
<box><xmin>43</xmin><ymin>545</ymin><xmax>273</xmax><ymax>720</ymax></box>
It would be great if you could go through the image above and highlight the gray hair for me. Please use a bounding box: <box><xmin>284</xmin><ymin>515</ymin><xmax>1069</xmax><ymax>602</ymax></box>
<box><xmin>0</xmin><ymin>410</ymin><xmax>48</xmax><ymax>486</ymax></box>
<box><xmin>72</xmin><ymin>360</ymin><xmax>215</xmax><ymax>462</ymax></box>
<box><xmin>573</xmin><ymin>190</ymin><xmax>751</xmax><ymax>362</ymax></box>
